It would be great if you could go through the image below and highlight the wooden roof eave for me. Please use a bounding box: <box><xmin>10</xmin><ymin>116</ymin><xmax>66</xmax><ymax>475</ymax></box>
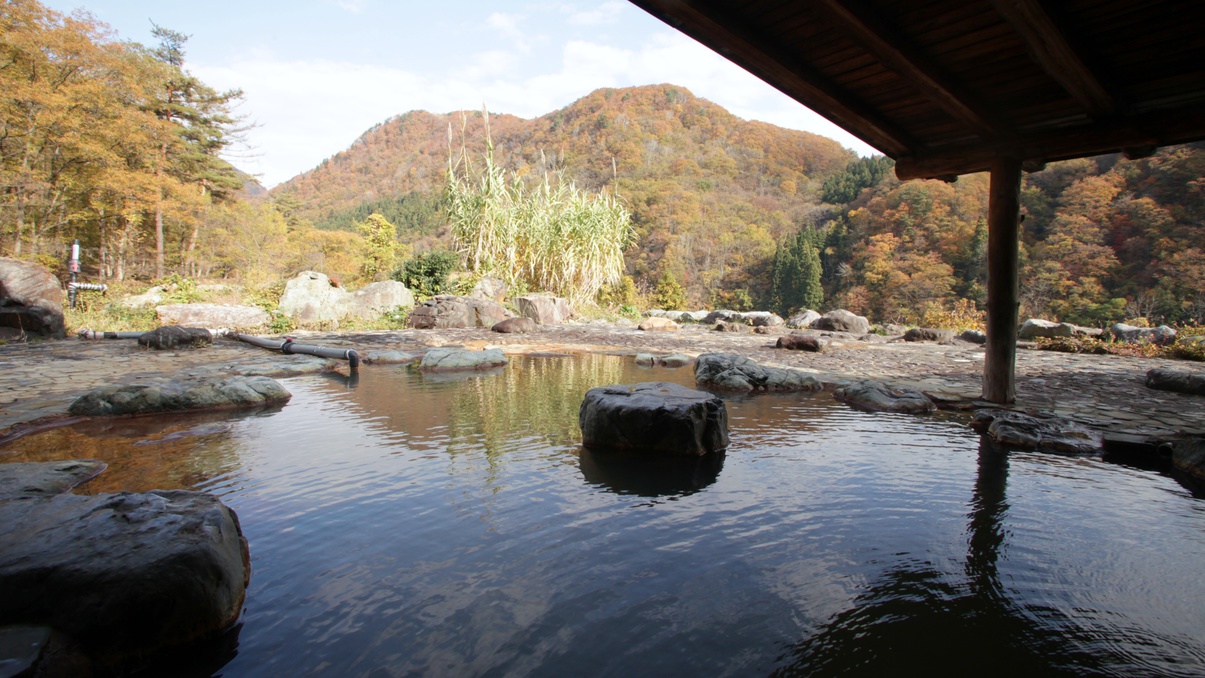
<box><xmin>629</xmin><ymin>0</ymin><xmax>916</xmax><ymax>157</ymax></box>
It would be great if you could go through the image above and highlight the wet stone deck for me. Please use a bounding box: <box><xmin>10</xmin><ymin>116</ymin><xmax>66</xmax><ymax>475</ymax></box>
<box><xmin>1</xmin><ymin>322</ymin><xmax>1202</xmax><ymax>440</ymax></box>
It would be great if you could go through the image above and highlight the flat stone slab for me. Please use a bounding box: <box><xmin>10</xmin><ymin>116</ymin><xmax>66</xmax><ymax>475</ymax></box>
<box><xmin>579</xmin><ymin>382</ymin><xmax>729</xmax><ymax>456</ymax></box>
<box><xmin>1146</xmin><ymin>368</ymin><xmax>1205</xmax><ymax>396</ymax></box>
<box><xmin>418</xmin><ymin>347</ymin><xmax>508</xmax><ymax>371</ymax></box>
<box><xmin>0</xmin><ymin>490</ymin><xmax>249</xmax><ymax>666</ymax></box>
<box><xmin>694</xmin><ymin>353</ymin><xmax>822</xmax><ymax>392</ymax></box>
<box><xmin>833</xmin><ymin>379</ymin><xmax>936</xmax><ymax>413</ymax></box>
<box><xmin>360</xmin><ymin>350</ymin><xmax>419</xmax><ymax>365</ymax></box>
<box><xmin>68</xmin><ymin>376</ymin><xmax>291</xmax><ymax>416</ymax></box>
<box><xmin>0</xmin><ymin>460</ymin><xmax>107</xmax><ymax>502</ymax></box>
<box><xmin>971</xmin><ymin>409</ymin><xmax>1103</xmax><ymax>455</ymax></box>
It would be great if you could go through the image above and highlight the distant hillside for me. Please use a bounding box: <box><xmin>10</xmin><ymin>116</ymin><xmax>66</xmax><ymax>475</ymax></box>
<box><xmin>274</xmin><ymin>84</ymin><xmax>856</xmax><ymax>304</ymax></box>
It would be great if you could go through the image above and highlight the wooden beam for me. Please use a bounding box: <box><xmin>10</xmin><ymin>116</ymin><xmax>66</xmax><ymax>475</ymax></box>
<box><xmin>629</xmin><ymin>0</ymin><xmax>916</xmax><ymax>157</ymax></box>
<box><xmin>811</xmin><ymin>0</ymin><xmax>1005</xmax><ymax>140</ymax></box>
<box><xmin>894</xmin><ymin>105</ymin><xmax>1205</xmax><ymax>179</ymax></box>
<box><xmin>983</xmin><ymin>156</ymin><xmax>1022</xmax><ymax>404</ymax></box>
<box><xmin>991</xmin><ymin>0</ymin><xmax>1116</xmax><ymax>119</ymax></box>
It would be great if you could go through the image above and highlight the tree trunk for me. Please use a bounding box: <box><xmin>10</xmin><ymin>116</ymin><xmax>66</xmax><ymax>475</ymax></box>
<box><xmin>154</xmin><ymin>204</ymin><xmax>165</xmax><ymax>278</ymax></box>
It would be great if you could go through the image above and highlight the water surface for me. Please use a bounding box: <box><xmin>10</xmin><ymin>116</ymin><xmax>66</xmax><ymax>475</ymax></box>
<box><xmin>4</xmin><ymin>355</ymin><xmax>1204</xmax><ymax>677</ymax></box>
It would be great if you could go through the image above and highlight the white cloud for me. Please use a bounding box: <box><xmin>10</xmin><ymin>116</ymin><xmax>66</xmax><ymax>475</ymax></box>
<box><xmin>334</xmin><ymin>0</ymin><xmax>365</xmax><ymax>14</ymax></box>
<box><xmin>195</xmin><ymin>25</ymin><xmax>879</xmax><ymax>188</ymax></box>
<box><xmin>486</xmin><ymin>12</ymin><xmax>532</xmax><ymax>53</ymax></box>
<box><xmin>567</xmin><ymin>0</ymin><xmax>625</xmax><ymax>26</ymax></box>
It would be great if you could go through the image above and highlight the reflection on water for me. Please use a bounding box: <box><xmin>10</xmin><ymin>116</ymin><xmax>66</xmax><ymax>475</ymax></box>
<box><xmin>2</xmin><ymin>355</ymin><xmax>1204</xmax><ymax>677</ymax></box>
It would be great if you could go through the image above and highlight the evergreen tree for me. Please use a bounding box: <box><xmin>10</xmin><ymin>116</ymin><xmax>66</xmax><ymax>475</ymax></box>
<box><xmin>769</xmin><ymin>228</ymin><xmax>824</xmax><ymax>316</ymax></box>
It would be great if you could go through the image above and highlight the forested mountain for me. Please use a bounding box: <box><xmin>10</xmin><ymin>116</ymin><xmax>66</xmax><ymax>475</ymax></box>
<box><xmin>275</xmin><ymin>85</ymin><xmax>855</xmax><ymax>308</ymax></box>
<box><xmin>5</xmin><ymin>0</ymin><xmax>1202</xmax><ymax>327</ymax></box>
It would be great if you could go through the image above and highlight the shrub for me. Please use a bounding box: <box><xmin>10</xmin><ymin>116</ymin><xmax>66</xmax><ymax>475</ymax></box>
<box><xmin>393</xmin><ymin>251</ymin><xmax>458</xmax><ymax>300</ymax></box>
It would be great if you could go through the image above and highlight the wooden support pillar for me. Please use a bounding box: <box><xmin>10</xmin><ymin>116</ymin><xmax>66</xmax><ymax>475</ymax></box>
<box><xmin>983</xmin><ymin>156</ymin><xmax>1022</xmax><ymax>403</ymax></box>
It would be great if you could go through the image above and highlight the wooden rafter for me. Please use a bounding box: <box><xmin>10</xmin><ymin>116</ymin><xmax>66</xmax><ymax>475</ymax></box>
<box><xmin>894</xmin><ymin>104</ymin><xmax>1203</xmax><ymax>179</ymax></box>
<box><xmin>811</xmin><ymin>0</ymin><xmax>1005</xmax><ymax>141</ymax></box>
<box><xmin>990</xmin><ymin>0</ymin><xmax>1117</xmax><ymax>120</ymax></box>
<box><xmin>629</xmin><ymin>0</ymin><xmax>915</xmax><ymax>156</ymax></box>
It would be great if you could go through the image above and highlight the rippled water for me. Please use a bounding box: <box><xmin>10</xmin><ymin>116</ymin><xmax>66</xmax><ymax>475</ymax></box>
<box><xmin>4</xmin><ymin>355</ymin><xmax>1205</xmax><ymax>677</ymax></box>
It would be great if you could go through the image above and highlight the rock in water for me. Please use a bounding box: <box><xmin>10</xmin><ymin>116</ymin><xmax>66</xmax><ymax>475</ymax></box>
<box><xmin>418</xmin><ymin>347</ymin><xmax>508</xmax><ymax>371</ymax></box>
<box><xmin>0</xmin><ymin>257</ymin><xmax>64</xmax><ymax>338</ymax></box>
<box><xmin>0</xmin><ymin>460</ymin><xmax>107</xmax><ymax>501</ymax></box>
<box><xmin>970</xmin><ymin>409</ymin><xmax>1102</xmax><ymax>454</ymax></box>
<box><xmin>68</xmin><ymin>376</ymin><xmax>291</xmax><ymax>415</ymax></box>
<box><xmin>579</xmin><ymin>382</ymin><xmax>729</xmax><ymax>455</ymax></box>
<box><xmin>833</xmin><ymin>379</ymin><xmax>936</xmax><ymax>413</ymax></box>
<box><xmin>1172</xmin><ymin>437</ymin><xmax>1205</xmax><ymax>486</ymax></box>
<box><xmin>137</xmin><ymin>326</ymin><xmax>213</xmax><ymax>350</ymax></box>
<box><xmin>0</xmin><ymin>490</ymin><xmax>250</xmax><ymax>666</ymax></box>
<box><xmin>694</xmin><ymin>353</ymin><xmax>822</xmax><ymax>392</ymax></box>
<box><xmin>492</xmin><ymin>317</ymin><xmax>537</xmax><ymax>334</ymax></box>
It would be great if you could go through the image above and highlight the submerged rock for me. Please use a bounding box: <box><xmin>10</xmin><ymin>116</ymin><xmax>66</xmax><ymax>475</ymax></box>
<box><xmin>137</xmin><ymin>325</ymin><xmax>213</xmax><ymax>350</ymax></box>
<box><xmin>833</xmin><ymin>379</ymin><xmax>936</xmax><ymax>414</ymax></box>
<box><xmin>579</xmin><ymin>382</ymin><xmax>729</xmax><ymax>455</ymax></box>
<box><xmin>579</xmin><ymin>447</ymin><xmax>725</xmax><ymax>497</ymax></box>
<box><xmin>0</xmin><ymin>460</ymin><xmax>107</xmax><ymax>502</ymax></box>
<box><xmin>68</xmin><ymin>376</ymin><xmax>291</xmax><ymax>416</ymax></box>
<box><xmin>0</xmin><ymin>490</ymin><xmax>249</xmax><ymax>666</ymax></box>
<box><xmin>418</xmin><ymin>347</ymin><xmax>508</xmax><ymax>371</ymax></box>
<box><xmin>1146</xmin><ymin>368</ymin><xmax>1205</xmax><ymax>396</ymax></box>
<box><xmin>971</xmin><ymin>409</ymin><xmax>1102</xmax><ymax>455</ymax></box>
<box><xmin>694</xmin><ymin>353</ymin><xmax>822</xmax><ymax>392</ymax></box>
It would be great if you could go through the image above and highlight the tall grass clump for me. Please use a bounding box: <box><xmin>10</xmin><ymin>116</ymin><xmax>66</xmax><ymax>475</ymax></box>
<box><xmin>445</xmin><ymin>109</ymin><xmax>632</xmax><ymax>306</ymax></box>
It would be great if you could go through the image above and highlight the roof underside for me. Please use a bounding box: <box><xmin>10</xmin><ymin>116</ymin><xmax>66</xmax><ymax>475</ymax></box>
<box><xmin>629</xmin><ymin>0</ymin><xmax>1205</xmax><ymax>179</ymax></box>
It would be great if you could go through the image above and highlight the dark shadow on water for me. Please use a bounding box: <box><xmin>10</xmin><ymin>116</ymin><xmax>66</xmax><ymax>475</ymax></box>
<box><xmin>770</xmin><ymin>439</ymin><xmax>1137</xmax><ymax>678</ymax></box>
<box><xmin>578</xmin><ymin>447</ymin><xmax>724</xmax><ymax>497</ymax></box>
<box><xmin>127</xmin><ymin>621</ymin><xmax>242</xmax><ymax>678</ymax></box>
<box><xmin>317</xmin><ymin>368</ymin><xmax>359</xmax><ymax>390</ymax></box>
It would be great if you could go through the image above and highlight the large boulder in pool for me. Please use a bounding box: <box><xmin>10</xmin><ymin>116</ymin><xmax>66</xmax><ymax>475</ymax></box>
<box><xmin>971</xmin><ymin>409</ymin><xmax>1102</xmax><ymax>454</ymax></box>
<box><xmin>833</xmin><ymin>379</ymin><xmax>936</xmax><ymax>413</ymax></box>
<box><xmin>0</xmin><ymin>257</ymin><xmax>64</xmax><ymax>338</ymax></box>
<box><xmin>579</xmin><ymin>382</ymin><xmax>729</xmax><ymax>456</ymax></box>
<box><xmin>694</xmin><ymin>353</ymin><xmax>822</xmax><ymax>392</ymax></box>
<box><xmin>0</xmin><ymin>489</ymin><xmax>250</xmax><ymax>668</ymax></box>
<box><xmin>408</xmin><ymin>294</ymin><xmax>513</xmax><ymax>329</ymax></box>
<box><xmin>68</xmin><ymin>376</ymin><xmax>291</xmax><ymax>416</ymax></box>
<box><xmin>418</xmin><ymin>347</ymin><xmax>508</xmax><ymax>371</ymax></box>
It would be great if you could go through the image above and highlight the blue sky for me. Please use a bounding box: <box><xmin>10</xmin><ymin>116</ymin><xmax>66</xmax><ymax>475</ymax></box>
<box><xmin>43</xmin><ymin>0</ymin><xmax>878</xmax><ymax>187</ymax></box>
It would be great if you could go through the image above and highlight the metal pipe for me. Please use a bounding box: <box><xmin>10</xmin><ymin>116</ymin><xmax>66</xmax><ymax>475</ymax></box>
<box><xmin>230</xmin><ymin>333</ymin><xmax>360</xmax><ymax>368</ymax></box>
<box><xmin>78</xmin><ymin>329</ymin><xmax>144</xmax><ymax>340</ymax></box>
